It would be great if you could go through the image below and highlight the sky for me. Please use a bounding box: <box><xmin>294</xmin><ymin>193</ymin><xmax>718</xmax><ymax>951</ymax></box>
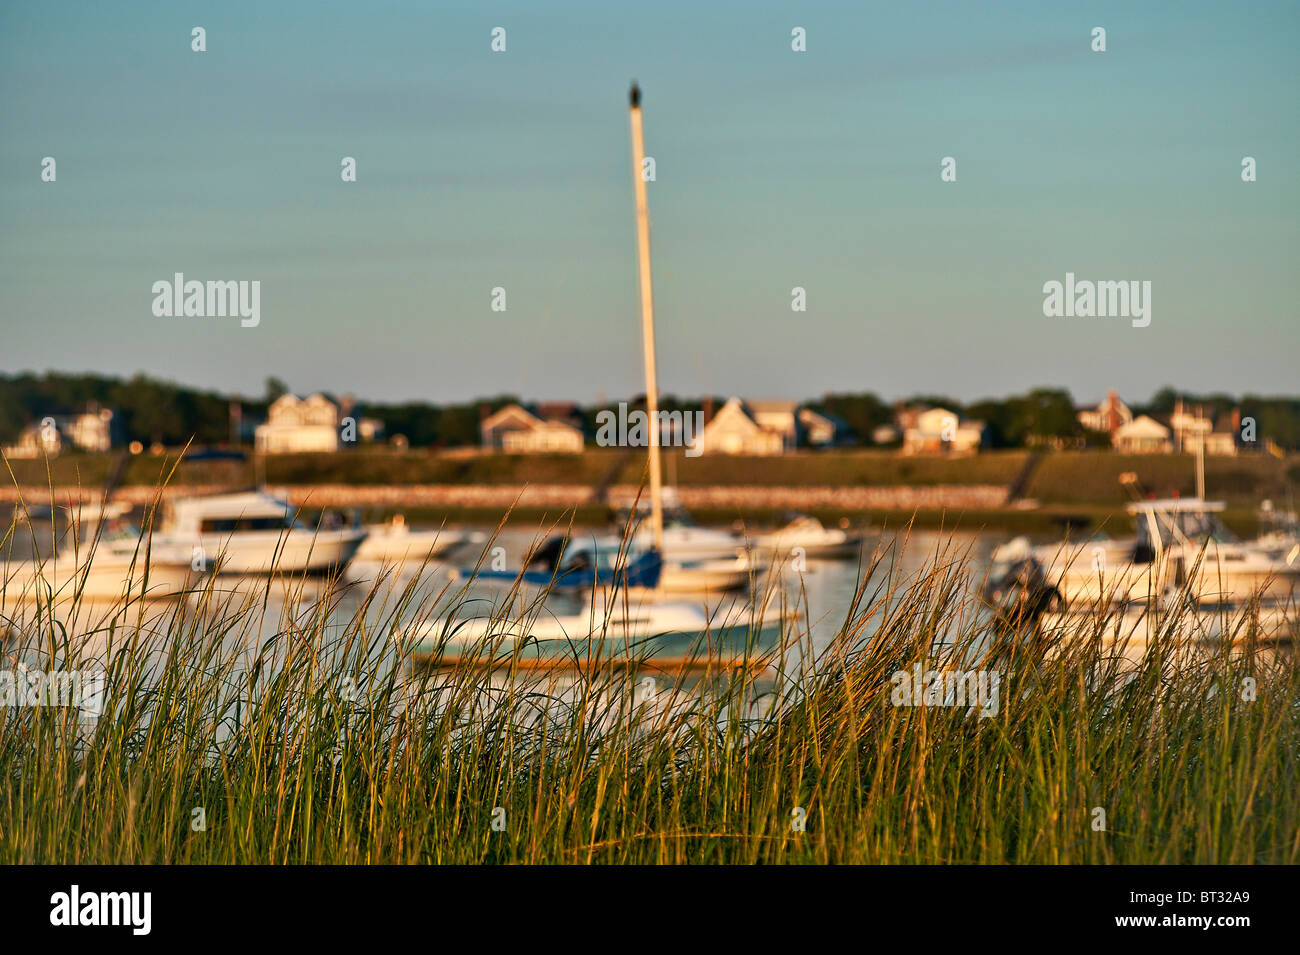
<box><xmin>1</xmin><ymin>0</ymin><xmax>1297</xmax><ymax>407</ymax></box>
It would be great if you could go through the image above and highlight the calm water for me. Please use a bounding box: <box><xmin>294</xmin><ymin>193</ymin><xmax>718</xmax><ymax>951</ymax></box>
<box><xmin>4</xmin><ymin>521</ymin><xmax>1283</xmax><ymax>687</ymax></box>
<box><xmin>2</xmin><ymin>522</ymin><xmax>999</xmax><ymax>665</ymax></box>
<box><xmin>6</xmin><ymin>520</ymin><xmax>1290</xmax><ymax>743</ymax></box>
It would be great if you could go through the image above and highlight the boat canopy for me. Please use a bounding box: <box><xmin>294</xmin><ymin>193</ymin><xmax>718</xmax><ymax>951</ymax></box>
<box><xmin>167</xmin><ymin>492</ymin><xmax>293</xmax><ymax>530</ymax></box>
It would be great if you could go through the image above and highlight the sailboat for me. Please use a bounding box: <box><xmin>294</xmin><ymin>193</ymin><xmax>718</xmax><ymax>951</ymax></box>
<box><xmin>504</xmin><ymin>530</ymin><xmax>755</xmax><ymax>595</ymax></box>
<box><xmin>466</xmin><ymin>534</ymin><xmax>665</xmax><ymax>591</ymax></box>
<box><xmin>412</xmin><ymin>84</ymin><xmax>788</xmax><ymax>665</ymax></box>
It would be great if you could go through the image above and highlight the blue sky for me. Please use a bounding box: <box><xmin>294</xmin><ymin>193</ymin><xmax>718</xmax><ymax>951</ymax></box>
<box><xmin>1</xmin><ymin>0</ymin><xmax>1296</xmax><ymax>406</ymax></box>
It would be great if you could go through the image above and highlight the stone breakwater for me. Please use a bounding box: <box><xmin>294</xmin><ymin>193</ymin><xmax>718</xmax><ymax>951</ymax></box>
<box><xmin>3</xmin><ymin>484</ymin><xmax>1009</xmax><ymax>511</ymax></box>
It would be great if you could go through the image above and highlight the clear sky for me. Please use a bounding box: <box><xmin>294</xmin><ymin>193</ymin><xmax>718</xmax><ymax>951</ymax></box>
<box><xmin>2</xmin><ymin>0</ymin><xmax>1296</xmax><ymax>406</ymax></box>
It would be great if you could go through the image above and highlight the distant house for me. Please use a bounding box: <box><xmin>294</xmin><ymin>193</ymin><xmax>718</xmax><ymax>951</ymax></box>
<box><xmin>64</xmin><ymin>406</ymin><xmax>116</xmax><ymax>453</ymax></box>
<box><xmin>798</xmin><ymin>408</ymin><xmax>846</xmax><ymax>448</ymax></box>
<box><xmin>900</xmin><ymin>407</ymin><xmax>985</xmax><ymax>455</ymax></box>
<box><xmin>336</xmin><ymin>395</ymin><xmax>385</xmax><ymax>446</ymax></box>
<box><xmin>2</xmin><ymin>405</ymin><xmax>115</xmax><ymax>458</ymax></box>
<box><xmin>1112</xmin><ymin>415</ymin><xmax>1173</xmax><ymax>454</ymax></box>
<box><xmin>1168</xmin><ymin>398</ymin><xmax>1215</xmax><ymax>453</ymax></box>
<box><xmin>1202</xmin><ymin>414</ymin><xmax>1241</xmax><ymax>457</ymax></box>
<box><xmin>481</xmin><ymin>402</ymin><xmax>584</xmax><ymax>454</ymax></box>
<box><xmin>694</xmin><ymin>398</ymin><xmax>787</xmax><ymax>455</ymax></box>
<box><xmin>746</xmin><ymin>400</ymin><xmax>800</xmax><ymax>452</ymax></box>
<box><xmin>1077</xmin><ymin>390</ymin><xmax>1133</xmax><ymax>435</ymax></box>
<box><xmin>255</xmin><ymin>394</ymin><xmax>341</xmax><ymax>454</ymax></box>
<box><xmin>4</xmin><ymin>421</ymin><xmax>62</xmax><ymax>458</ymax></box>
<box><xmin>1164</xmin><ymin>398</ymin><xmax>1245</xmax><ymax>456</ymax></box>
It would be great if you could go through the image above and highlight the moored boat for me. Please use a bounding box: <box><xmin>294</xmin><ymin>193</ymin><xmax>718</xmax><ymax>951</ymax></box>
<box><xmin>407</xmin><ymin>598</ymin><xmax>790</xmax><ymax>669</ymax></box>
<box><xmin>3</xmin><ymin>502</ymin><xmax>202</xmax><ymax>603</ymax></box>
<box><xmin>155</xmin><ymin>492</ymin><xmax>367</xmax><ymax>575</ymax></box>
<box><xmin>754</xmin><ymin>514</ymin><xmax>864</xmax><ymax>560</ymax></box>
<box><xmin>985</xmin><ymin>498</ymin><xmax>1300</xmax><ymax>616</ymax></box>
<box><xmin>354</xmin><ymin>514</ymin><xmax>472</xmax><ymax>563</ymax></box>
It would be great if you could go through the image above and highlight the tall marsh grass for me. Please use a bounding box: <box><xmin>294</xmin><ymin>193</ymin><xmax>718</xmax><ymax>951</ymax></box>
<box><xmin>1</xmin><ymin>501</ymin><xmax>1297</xmax><ymax>864</ymax></box>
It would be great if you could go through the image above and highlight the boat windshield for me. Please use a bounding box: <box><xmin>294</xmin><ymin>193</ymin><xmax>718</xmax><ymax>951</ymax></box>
<box><xmin>1136</xmin><ymin>508</ymin><xmax>1237</xmax><ymax>549</ymax></box>
<box><xmin>99</xmin><ymin>517</ymin><xmax>142</xmax><ymax>541</ymax></box>
<box><xmin>199</xmin><ymin>516</ymin><xmax>290</xmax><ymax>533</ymax></box>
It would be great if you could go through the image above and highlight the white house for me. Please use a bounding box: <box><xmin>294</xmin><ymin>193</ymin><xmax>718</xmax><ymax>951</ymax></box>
<box><xmin>746</xmin><ymin>400</ymin><xmax>800</xmax><ymax>452</ymax></box>
<box><xmin>4</xmin><ymin>421</ymin><xmax>62</xmax><ymax>458</ymax></box>
<box><xmin>900</xmin><ymin>407</ymin><xmax>985</xmax><ymax>455</ymax></box>
<box><xmin>1112</xmin><ymin>415</ymin><xmax>1173</xmax><ymax>454</ymax></box>
<box><xmin>255</xmin><ymin>394</ymin><xmax>341</xmax><ymax>454</ymax></box>
<box><xmin>694</xmin><ymin>398</ymin><xmax>787</xmax><ymax>455</ymax></box>
<box><xmin>481</xmin><ymin>403</ymin><xmax>584</xmax><ymax>454</ymax></box>
<box><xmin>1202</xmin><ymin>412</ymin><xmax>1243</xmax><ymax>456</ymax></box>
<box><xmin>3</xmin><ymin>406</ymin><xmax>115</xmax><ymax>458</ymax></box>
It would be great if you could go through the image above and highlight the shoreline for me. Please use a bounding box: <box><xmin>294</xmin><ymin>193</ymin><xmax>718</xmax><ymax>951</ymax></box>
<box><xmin>2</xmin><ymin>484</ymin><xmax>1267</xmax><ymax>536</ymax></box>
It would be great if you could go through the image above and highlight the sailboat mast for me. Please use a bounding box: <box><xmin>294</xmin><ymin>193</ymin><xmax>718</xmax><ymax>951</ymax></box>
<box><xmin>1196</xmin><ymin>437</ymin><xmax>1206</xmax><ymax>500</ymax></box>
<box><xmin>628</xmin><ymin>81</ymin><xmax>664</xmax><ymax>551</ymax></box>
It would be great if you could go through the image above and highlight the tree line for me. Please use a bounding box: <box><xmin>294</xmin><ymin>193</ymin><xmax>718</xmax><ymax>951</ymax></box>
<box><xmin>2</xmin><ymin>373</ymin><xmax>1298</xmax><ymax>451</ymax></box>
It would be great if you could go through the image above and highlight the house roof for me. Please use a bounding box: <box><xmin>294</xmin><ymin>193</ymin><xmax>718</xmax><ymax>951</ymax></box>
<box><xmin>481</xmin><ymin>403</ymin><xmax>542</xmax><ymax>431</ymax></box>
<box><xmin>797</xmin><ymin>407</ymin><xmax>836</xmax><ymax>426</ymax></box>
<box><xmin>747</xmin><ymin>399</ymin><xmax>798</xmax><ymax>415</ymax></box>
<box><xmin>270</xmin><ymin>392</ymin><xmax>338</xmax><ymax>411</ymax></box>
<box><xmin>1115</xmin><ymin>414</ymin><xmax>1171</xmax><ymax>437</ymax></box>
<box><xmin>700</xmin><ymin>398</ymin><xmax>770</xmax><ymax>435</ymax></box>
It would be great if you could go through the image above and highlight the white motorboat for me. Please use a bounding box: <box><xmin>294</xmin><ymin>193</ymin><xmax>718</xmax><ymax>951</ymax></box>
<box><xmin>156</xmin><ymin>492</ymin><xmax>367</xmax><ymax>575</ymax></box>
<box><xmin>354</xmin><ymin>514</ymin><xmax>471</xmax><ymax>563</ymax></box>
<box><xmin>986</xmin><ymin>498</ymin><xmax>1300</xmax><ymax>613</ymax></box>
<box><xmin>754</xmin><ymin>514</ymin><xmax>864</xmax><ymax>560</ymax></box>
<box><xmin>1256</xmin><ymin>501</ymin><xmax>1300</xmax><ymax>558</ymax></box>
<box><xmin>3</xmin><ymin>502</ymin><xmax>201</xmax><ymax>602</ymax></box>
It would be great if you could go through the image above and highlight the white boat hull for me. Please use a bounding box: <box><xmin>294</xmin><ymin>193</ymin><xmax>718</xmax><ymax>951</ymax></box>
<box><xmin>354</xmin><ymin>528</ymin><xmax>463</xmax><ymax>563</ymax></box>
<box><xmin>1039</xmin><ymin>604</ymin><xmax>1296</xmax><ymax>645</ymax></box>
<box><xmin>3</xmin><ymin>555</ymin><xmax>202</xmax><ymax>603</ymax></box>
<box><xmin>185</xmin><ymin>529</ymin><xmax>367</xmax><ymax>574</ymax></box>
<box><xmin>631</xmin><ymin>526</ymin><xmax>745</xmax><ymax>562</ymax></box>
<box><xmin>658</xmin><ymin>557</ymin><xmax>757</xmax><ymax>594</ymax></box>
